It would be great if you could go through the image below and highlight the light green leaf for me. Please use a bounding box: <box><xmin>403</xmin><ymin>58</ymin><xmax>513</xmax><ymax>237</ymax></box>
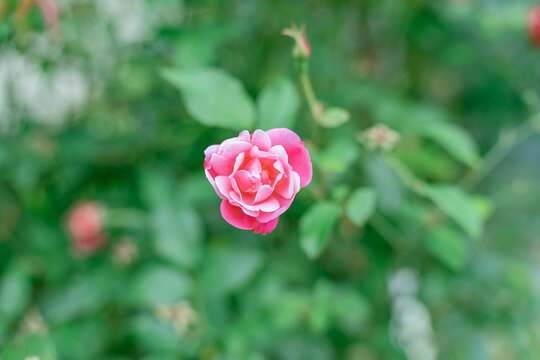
<box><xmin>201</xmin><ymin>247</ymin><xmax>264</xmax><ymax>296</ymax></box>
<box><xmin>161</xmin><ymin>68</ymin><xmax>255</xmax><ymax>130</ymax></box>
<box><xmin>140</xmin><ymin>170</ymin><xmax>202</xmax><ymax>268</ymax></box>
<box><xmin>133</xmin><ymin>266</ymin><xmax>193</xmax><ymax>306</ymax></box>
<box><xmin>425</xmin><ymin>185</ymin><xmax>483</xmax><ymax>239</ymax></box>
<box><xmin>345</xmin><ymin>187</ymin><xmax>377</xmax><ymax>226</ymax></box>
<box><xmin>424</xmin><ymin>226</ymin><xmax>469</xmax><ymax>270</ymax></box>
<box><xmin>1</xmin><ymin>335</ymin><xmax>57</xmax><ymax>360</ymax></box>
<box><xmin>152</xmin><ymin>205</ymin><xmax>202</xmax><ymax>268</ymax></box>
<box><xmin>129</xmin><ymin>314</ymin><xmax>182</xmax><ymax>353</ymax></box>
<box><xmin>319</xmin><ymin>107</ymin><xmax>350</xmax><ymax>128</ymax></box>
<box><xmin>299</xmin><ymin>202</ymin><xmax>342</xmax><ymax>259</ymax></box>
<box><xmin>257</xmin><ymin>77</ymin><xmax>300</xmax><ymax>130</ymax></box>
<box><xmin>371</xmin><ymin>99</ymin><xmax>479</xmax><ymax>166</ymax></box>
<box><xmin>364</xmin><ymin>154</ymin><xmax>404</xmax><ymax>212</ymax></box>
<box><xmin>417</xmin><ymin>121</ymin><xmax>479</xmax><ymax>167</ymax></box>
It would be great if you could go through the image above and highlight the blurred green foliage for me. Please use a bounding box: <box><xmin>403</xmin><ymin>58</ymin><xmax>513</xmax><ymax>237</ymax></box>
<box><xmin>1</xmin><ymin>0</ymin><xmax>540</xmax><ymax>359</ymax></box>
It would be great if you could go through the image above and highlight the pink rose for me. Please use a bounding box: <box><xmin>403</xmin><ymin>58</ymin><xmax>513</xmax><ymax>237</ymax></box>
<box><xmin>530</xmin><ymin>5</ymin><xmax>540</xmax><ymax>46</ymax></box>
<box><xmin>204</xmin><ymin>128</ymin><xmax>312</xmax><ymax>235</ymax></box>
<box><xmin>65</xmin><ymin>201</ymin><xmax>108</xmax><ymax>256</ymax></box>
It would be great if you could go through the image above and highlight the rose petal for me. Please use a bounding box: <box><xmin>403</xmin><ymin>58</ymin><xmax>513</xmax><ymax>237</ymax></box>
<box><xmin>253</xmin><ymin>217</ymin><xmax>279</xmax><ymax>235</ymax></box>
<box><xmin>235</xmin><ymin>170</ymin><xmax>255</xmax><ymax>192</ymax></box>
<box><xmin>275</xmin><ymin>174</ymin><xmax>294</xmax><ymax>199</ymax></box>
<box><xmin>204</xmin><ymin>144</ymin><xmax>220</xmax><ymax>158</ymax></box>
<box><xmin>232</xmin><ymin>152</ymin><xmax>246</xmax><ymax>173</ymax></box>
<box><xmin>251</xmin><ymin>130</ymin><xmax>272</xmax><ymax>150</ymax></box>
<box><xmin>255</xmin><ymin>195</ymin><xmax>294</xmax><ymax>223</ymax></box>
<box><xmin>220</xmin><ymin>201</ymin><xmax>255</xmax><ymax>230</ymax></box>
<box><xmin>250</xmin><ymin>146</ymin><xmax>276</xmax><ymax>160</ymax></box>
<box><xmin>256</xmin><ymin>196</ymin><xmax>280</xmax><ymax>212</ymax></box>
<box><xmin>254</xmin><ymin>184</ymin><xmax>273</xmax><ymax>203</ymax></box>
<box><xmin>241</xmin><ymin>207</ymin><xmax>260</xmax><ymax>217</ymax></box>
<box><xmin>230</xmin><ymin>177</ymin><xmax>242</xmax><ymax>197</ymax></box>
<box><xmin>221</xmin><ymin>140</ymin><xmax>252</xmax><ymax>157</ymax></box>
<box><xmin>269</xmin><ymin>145</ymin><xmax>288</xmax><ymax>163</ymax></box>
<box><xmin>209</xmin><ymin>154</ymin><xmax>233</xmax><ymax>175</ymax></box>
<box><xmin>215</xmin><ymin>176</ymin><xmax>232</xmax><ymax>198</ymax></box>
<box><xmin>273</xmin><ymin>159</ymin><xmax>285</xmax><ymax>173</ymax></box>
<box><xmin>266</xmin><ymin>128</ymin><xmax>312</xmax><ymax>187</ymax></box>
<box><xmin>238</xmin><ymin>130</ymin><xmax>250</xmax><ymax>141</ymax></box>
<box><xmin>245</xmin><ymin>158</ymin><xmax>262</xmax><ymax>175</ymax></box>
<box><xmin>205</xmin><ymin>170</ymin><xmax>226</xmax><ymax>200</ymax></box>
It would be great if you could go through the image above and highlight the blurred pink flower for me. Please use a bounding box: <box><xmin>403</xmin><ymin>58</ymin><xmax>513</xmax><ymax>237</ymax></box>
<box><xmin>66</xmin><ymin>201</ymin><xmax>107</xmax><ymax>256</ymax></box>
<box><xmin>528</xmin><ymin>5</ymin><xmax>540</xmax><ymax>46</ymax></box>
<box><xmin>36</xmin><ymin>0</ymin><xmax>59</xmax><ymax>29</ymax></box>
<box><xmin>204</xmin><ymin>128</ymin><xmax>312</xmax><ymax>235</ymax></box>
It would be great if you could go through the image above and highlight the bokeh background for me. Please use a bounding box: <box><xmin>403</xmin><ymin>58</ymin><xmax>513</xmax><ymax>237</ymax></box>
<box><xmin>1</xmin><ymin>0</ymin><xmax>540</xmax><ymax>359</ymax></box>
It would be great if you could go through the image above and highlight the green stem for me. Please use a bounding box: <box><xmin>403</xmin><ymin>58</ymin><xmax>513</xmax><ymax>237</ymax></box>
<box><xmin>383</xmin><ymin>154</ymin><xmax>427</xmax><ymax>196</ymax></box>
<box><xmin>300</xmin><ymin>68</ymin><xmax>319</xmax><ymax>121</ymax></box>
<box><xmin>463</xmin><ymin>122</ymin><xmax>534</xmax><ymax>190</ymax></box>
<box><xmin>369</xmin><ymin>213</ymin><xmax>405</xmax><ymax>252</ymax></box>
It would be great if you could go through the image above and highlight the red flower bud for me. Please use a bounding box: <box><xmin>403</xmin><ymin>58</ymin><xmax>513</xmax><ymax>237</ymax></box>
<box><xmin>299</xmin><ymin>35</ymin><xmax>311</xmax><ymax>58</ymax></box>
<box><xmin>528</xmin><ymin>5</ymin><xmax>540</xmax><ymax>46</ymax></box>
<box><xmin>282</xmin><ymin>23</ymin><xmax>312</xmax><ymax>60</ymax></box>
<box><xmin>66</xmin><ymin>201</ymin><xmax>107</xmax><ymax>257</ymax></box>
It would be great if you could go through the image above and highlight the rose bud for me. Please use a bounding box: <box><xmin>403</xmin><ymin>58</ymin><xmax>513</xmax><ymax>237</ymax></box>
<box><xmin>529</xmin><ymin>5</ymin><xmax>540</xmax><ymax>46</ymax></box>
<box><xmin>282</xmin><ymin>23</ymin><xmax>312</xmax><ymax>60</ymax></box>
<box><xmin>204</xmin><ymin>128</ymin><xmax>312</xmax><ymax>235</ymax></box>
<box><xmin>65</xmin><ymin>201</ymin><xmax>107</xmax><ymax>256</ymax></box>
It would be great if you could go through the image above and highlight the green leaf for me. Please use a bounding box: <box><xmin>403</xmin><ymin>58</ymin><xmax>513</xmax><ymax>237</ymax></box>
<box><xmin>319</xmin><ymin>138</ymin><xmax>359</xmax><ymax>175</ymax></box>
<box><xmin>345</xmin><ymin>187</ymin><xmax>377</xmax><ymax>226</ymax></box>
<box><xmin>141</xmin><ymin>170</ymin><xmax>203</xmax><ymax>268</ymax></box>
<box><xmin>319</xmin><ymin>107</ymin><xmax>350</xmax><ymax>128</ymax></box>
<box><xmin>41</xmin><ymin>269</ymin><xmax>115</xmax><ymax>323</ymax></box>
<box><xmin>152</xmin><ymin>205</ymin><xmax>202</xmax><ymax>268</ymax></box>
<box><xmin>133</xmin><ymin>266</ymin><xmax>193</xmax><ymax>307</ymax></box>
<box><xmin>1</xmin><ymin>335</ymin><xmax>57</xmax><ymax>360</ymax></box>
<box><xmin>417</xmin><ymin>121</ymin><xmax>479</xmax><ymax>167</ymax></box>
<box><xmin>364</xmin><ymin>154</ymin><xmax>404</xmax><ymax>212</ymax></box>
<box><xmin>299</xmin><ymin>202</ymin><xmax>342</xmax><ymax>259</ymax></box>
<box><xmin>257</xmin><ymin>77</ymin><xmax>300</xmax><ymax>130</ymax></box>
<box><xmin>129</xmin><ymin>314</ymin><xmax>182</xmax><ymax>353</ymax></box>
<box><xmin>201</xmin><ymin>247</ymin><xmax>264</xmax><ymax>296</ymax></box>
<box><xmin>0</xmin><ymin>267</ymin><xmax>31</xmax><ymax>322</ymax></box>
<box><xmin>370</xmin><ymin>98</ymin><xmax>479</xmax><ymax>166</ymax></box>
<box><xmin>52</xmin><ymin>319</ymin><xmax>107</xmax><ymax>360</ymax></box>
<box><xmin>161</xmin><ymin>67</ymin><xmax>255</xmax><ymax>130</ymax></box>
<box><xmin>424</xmin><ymin>226</ymin><xmax>469</xmax><ymax>270</ymax></box>
<box><xmin>424</xmin><ymin>185</ymin><xmax>483</xmax><ymax>239</ymax></box>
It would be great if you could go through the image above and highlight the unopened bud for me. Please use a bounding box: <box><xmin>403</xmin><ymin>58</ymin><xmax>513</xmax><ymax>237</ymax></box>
<box><xmin>282</xmin><ymin>23</ymin><xmax>311</xmax><ymax>61</ymax></box>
